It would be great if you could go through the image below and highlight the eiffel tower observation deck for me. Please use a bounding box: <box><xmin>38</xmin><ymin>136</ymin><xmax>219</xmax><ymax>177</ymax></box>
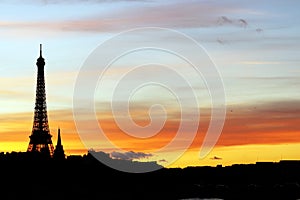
<box><xmin>27</xmin><ymin>44</ymin><xmax>54</xmax><ymax>157</ymax></box>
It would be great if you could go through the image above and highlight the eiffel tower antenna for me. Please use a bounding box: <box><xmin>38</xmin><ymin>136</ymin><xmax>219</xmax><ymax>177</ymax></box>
<box><xmin>40</xmin><ymin>44</ymin><xmax>42</xmax><ymax>57</ymax></box>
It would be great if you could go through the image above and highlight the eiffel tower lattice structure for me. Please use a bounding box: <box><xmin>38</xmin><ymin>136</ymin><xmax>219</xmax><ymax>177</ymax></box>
<box><xmin>27</xmin><ymin>44</ymin><xmax>54</xmax><ymax>157</ymax></box>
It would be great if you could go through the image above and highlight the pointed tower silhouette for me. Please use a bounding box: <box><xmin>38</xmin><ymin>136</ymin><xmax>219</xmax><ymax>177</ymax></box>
<box><xmin>27</xmin><ymin>44</ymin><xmax>54</xmax><ymax>157</ymax></box>
<box><xmin>53</xmin><ymin>127</ymin><xmax>65</xmax><ymax>160</ymax></box>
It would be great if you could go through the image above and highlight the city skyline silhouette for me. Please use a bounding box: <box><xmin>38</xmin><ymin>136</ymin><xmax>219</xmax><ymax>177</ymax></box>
<box><xmin>3</xmin><ymin>41</ymin><xmax>298</xmax><ymax>167</ymax></box>
<box><xmin>0</xmin><ymin>40</ymin><xmax>298</xmax><ymax>200</ymax></box>
<box><xmin>0</xmin><ymin>1</ymin><xmax>299</xmax><ymax>199</ymax></box>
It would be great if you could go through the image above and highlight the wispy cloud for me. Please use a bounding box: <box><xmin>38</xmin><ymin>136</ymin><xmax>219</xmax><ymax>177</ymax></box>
<box><xmin>83</xmin><ymin>98</ymin><xmax>300</xmax><ymax>152</ymax></box>
<box><xmin>0</xmin><ymin>1</ymin><xmax>256</xmax><ymax>33</ymax></box>
<box><xmin>110</xmin><ymin>150</ymin><xmax>153</xmax><ymax>160</ymax></box>
<box><xmin>210</xmin><ymin>156</ymin><xmax>222</xmax><ymax>160</ymax></box>
<box><xmin>158</xmin><ymin>159</ymin><xmax>167</xmax><ymax>163</ymax></box>
<box><xmin>217</xmin><ymin>100</ymin><xmax>300</xmax><ymax>146</ymax></box>
<box><xmin>239</xmin><ymin>61</ymin><xmax>282</xmax><ymax>65</ymax></box>
<box><xmin>1</xmin><ymin>98</ymin><xmax>300</xmax><ymax>155</ymax></box>
<box><xmin>217</xmin><ymin>16</ymin><xmax>248</xmax><ymax>28</ymax></box>
<box><xmin>1</xmin><ymin>0</ymin><xmax>149</xmax><ymax>5</ymax></box>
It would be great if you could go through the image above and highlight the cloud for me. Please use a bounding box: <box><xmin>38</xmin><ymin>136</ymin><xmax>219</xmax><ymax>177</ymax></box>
<box><xmin>238</xmin><ymin>19</ymin><xmax>248</xmax><ymax>27</ymax></box>
<box><xmin>210</xmin><ymin>156</ymin><xmax>222</xmax><ymax>160</ymax></box>
<box><xmin>2</xmin><ymin>97</ymin><xmax>300</xmax><ymax>156</ymax></box>
<box><xmin>88</xmin><ymin>150</ymin><xmax>162</xmax><ymax>172</ymax></box>
<box><xmin>217</xmin><ymin>16</ymin><xmax>233</xmax><ymax>25</ymax></box>
<box><xmin>217</xmin><ymin>38</ymin><xmax>227</xmax><ymax>45</ymax></box>
<box><xmin>2</xmin><ymin>0</ymin><xmax>148</xmax><ymax>5</ymax></box>
<box><xmin>61</xmin><ymin>6</ymin><xmax>249</xmax><ymax>32</ymax></box>
<box><xmin>78</xmin><ymin>98</ymin><xmax>300</xmax><ymax>152</ymax></box>
<box><xmin>0</xmin><ymin>108</ymin><xmax>84</xmax><ymax>154</ymax></box>
<box><xmin>110</xmin><ymin>150</ymin><xmax>153</xmax><ymax>160</ymax></box>
<box><xmin>158</xmin><ymin>159</ymin><xmax>167</xmax><ymax>163</ymax></box>
<box><xmin>217</xmin><ymin>16</ymin><xmax>248</xmax><ymax>28</ymax></box>
<box><xmin>216</xmin><ymin>99</ymin><xmax>300</xmax><ymax>146</ymax></box>
<box><xmin>239</xmin><ymin>61</ymin><xmax>281</xmax><ymax>65</ymax></box>
<box><xmin>0</xmin><ymin>1</ymin><xmax>253</xmax><ymax>33</ymax></box>
<box><xmin>256</xmin><ymin>28</ymin><xmax>263</xmax><ymax>33</ymax></box>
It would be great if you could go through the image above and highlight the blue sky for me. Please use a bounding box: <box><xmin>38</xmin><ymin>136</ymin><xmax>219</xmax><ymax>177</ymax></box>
<box><xmin>0</xmin><ymin>0</ymin><xmax>299</xmax><ymax>109</ymax></box>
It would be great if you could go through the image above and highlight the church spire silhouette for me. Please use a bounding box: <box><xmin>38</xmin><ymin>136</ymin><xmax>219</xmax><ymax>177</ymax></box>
<box><xmin>27</xmin><ymin>44</ymin><xmax>54</xmax><ymax>157</ymax></box>
<box><xmin>53</xmin><ymin>127</ymin><xmax>65</xmax><ymax>160</ymax></box>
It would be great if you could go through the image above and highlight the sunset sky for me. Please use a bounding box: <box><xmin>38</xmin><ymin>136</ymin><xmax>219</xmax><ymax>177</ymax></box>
<box><xmin>0</xmin><ymin>0</ymin><xmax>299</xmax><ymax>168</ymax></box>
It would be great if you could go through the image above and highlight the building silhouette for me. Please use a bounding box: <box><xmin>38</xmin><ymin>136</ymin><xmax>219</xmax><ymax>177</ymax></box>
<box><xmin>27</xmin><ymin>44</ymin><xmax>54</xmax><ymax>157</ymax></box>
<box><xmin>53</xmin><ymin>127</ymin><xmax>65</xmax><ymax>160</ymax></box>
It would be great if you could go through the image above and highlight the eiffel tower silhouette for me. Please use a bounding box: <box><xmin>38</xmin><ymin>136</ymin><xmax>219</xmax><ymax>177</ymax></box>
<box><xmin>27</xmin><ymin>44</ymin><xmax>54</xmax><ymax>157</ymax></box>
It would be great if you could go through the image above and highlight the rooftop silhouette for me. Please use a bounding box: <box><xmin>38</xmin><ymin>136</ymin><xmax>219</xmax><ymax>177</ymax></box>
<box><xmin>0</xmin><ymin>151</ymin><xmax>299</xmax><ymax>200</ymax></box>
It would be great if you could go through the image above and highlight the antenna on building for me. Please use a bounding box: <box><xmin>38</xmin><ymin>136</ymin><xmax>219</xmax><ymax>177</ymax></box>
<box><xmin>40</xmin><ymin>44</ymin><xmax>42</xmax><ymax>57</ymax></box>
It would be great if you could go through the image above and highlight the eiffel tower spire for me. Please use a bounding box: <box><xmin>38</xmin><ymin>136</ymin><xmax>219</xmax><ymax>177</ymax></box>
<box><xmin>27</xmin><ymin>44</ymin><xmax>54</xmax><ymax>157</ymax></box>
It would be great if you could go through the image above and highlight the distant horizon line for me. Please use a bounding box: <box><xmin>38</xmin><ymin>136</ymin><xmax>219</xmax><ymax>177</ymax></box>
<box><xmin>1</xmin><ymin>149</ymin><xmax>300</xmax><ymax>169</ymax></box>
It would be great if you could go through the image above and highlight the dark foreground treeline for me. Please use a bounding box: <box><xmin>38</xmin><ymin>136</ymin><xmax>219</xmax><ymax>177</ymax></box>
<box><xmin>0</xmin><ymin>151</ymin><xmax>300</xmax><ymax>200</ymax></box>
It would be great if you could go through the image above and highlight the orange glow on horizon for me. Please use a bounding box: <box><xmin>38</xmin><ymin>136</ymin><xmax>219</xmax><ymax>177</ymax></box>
<box><xmin>0</xmin><ymin>102</ymin><xmax>299</xmax><ymax>168</ymax></box>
